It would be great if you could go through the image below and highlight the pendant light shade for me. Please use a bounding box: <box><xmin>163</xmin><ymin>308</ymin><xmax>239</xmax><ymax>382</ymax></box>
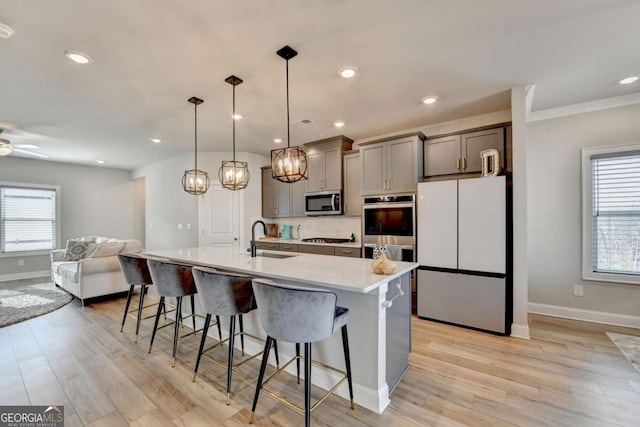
<box><xmin>182</xmin><ymin>96</ymin><xmax>210</xmax><ymax>195</ymax></box>
<box><xmin>219</xmin><ymin>75</ymin><xmax>250</xmax><ymax>190</ymax></box>
<box><xmin>271</xmin><ymin>45</ymin><xmax>308</xmax><ymax>183</ymax></box>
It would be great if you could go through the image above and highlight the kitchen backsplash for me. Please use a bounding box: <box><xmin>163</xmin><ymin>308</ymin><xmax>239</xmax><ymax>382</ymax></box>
<box><xmin>266</xmin><ymin>217</ymin><xmax>362</xmax><ymax>242</ymax></box>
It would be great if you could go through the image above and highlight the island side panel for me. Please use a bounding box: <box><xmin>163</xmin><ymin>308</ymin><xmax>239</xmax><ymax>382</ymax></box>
<box><xmin>385</xmin><ymin>271</ymin><xmax>412</xmax><ymax>393</ymax></box>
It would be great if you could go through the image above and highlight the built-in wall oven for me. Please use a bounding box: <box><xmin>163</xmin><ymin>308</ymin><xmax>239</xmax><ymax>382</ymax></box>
<box><xmin>362</xmin><ymin>194</ymin><xmax>417</xmax><ymax>308</ymax></box>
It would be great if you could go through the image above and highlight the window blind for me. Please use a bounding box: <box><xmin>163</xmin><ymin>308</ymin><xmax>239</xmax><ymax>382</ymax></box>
<box><xmin>592</xmin><ymin>153</ymin><xmax>640</xmax><ymax>274</ymax></box>
<box><xmin>0</xmin><ymin>186</ymin><xmax>56</xmax><ymax>252</ymax></box>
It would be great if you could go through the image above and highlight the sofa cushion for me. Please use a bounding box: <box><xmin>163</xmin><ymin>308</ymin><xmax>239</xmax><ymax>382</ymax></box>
<box><xmin>52</xmin><ymin>261</ymin><xmax>78</xmax><ymax>276</ymax></box>
<box><xmin>89</xmin><ymin>242</ymin><xmax>125</xmax><ymax>258</ymax></box>
<box><xmin>63</xmin><ymin>239</ymin><xmax>91</xmax><ymax>261</ymax></box>
<box><xmin>80</xmin><ymin>256</ymin><xmax>121</xmax><ymax>275</ymax></box>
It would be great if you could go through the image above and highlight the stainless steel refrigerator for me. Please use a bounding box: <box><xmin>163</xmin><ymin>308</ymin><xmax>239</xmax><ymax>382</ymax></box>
<box><xmin>416</xmin><ymin>176</ymin><xmax>512</xmax><ymax>335</ymax></box>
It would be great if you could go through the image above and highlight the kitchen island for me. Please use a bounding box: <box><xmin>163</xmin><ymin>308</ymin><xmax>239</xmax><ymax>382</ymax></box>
<box><xmin>144</xmin><ymin>245</ymin><xmax>417</xmax><ymax>414</ymax></box>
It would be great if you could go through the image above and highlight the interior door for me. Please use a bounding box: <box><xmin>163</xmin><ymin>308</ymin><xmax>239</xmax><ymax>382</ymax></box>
<box><xmin>198</xmin><ymin>184</ymin><xmax>240</xmax><ymax>248</ymax></box>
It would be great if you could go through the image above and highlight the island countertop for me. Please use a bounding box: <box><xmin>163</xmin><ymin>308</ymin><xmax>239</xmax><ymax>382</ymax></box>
<box><xmin>144</xmin><ymin>246</ymin><xmax>417</xmax><ymax>294</ymax></box>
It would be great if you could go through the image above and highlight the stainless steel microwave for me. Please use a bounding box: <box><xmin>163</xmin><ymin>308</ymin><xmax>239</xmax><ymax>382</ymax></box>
<box><xmin>305</xmin><ymin>190</ymin><xmax>343</xmax><ymax>216</ymax></box>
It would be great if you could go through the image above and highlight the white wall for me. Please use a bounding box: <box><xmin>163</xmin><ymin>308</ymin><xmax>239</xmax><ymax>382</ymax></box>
<box><xmin>0</xmin><ymin>156</ymin><xmax>144</xmax><ymax>279</ymax></box>
<box><xmin>528</xmin><ymin>103</ymin><xmax>640</xmax><ymax>318</ymax></box>
<box><xmin>132</xmin><ymin>151</ymin><xmax>267</xmax><ymax>251</ymax></box>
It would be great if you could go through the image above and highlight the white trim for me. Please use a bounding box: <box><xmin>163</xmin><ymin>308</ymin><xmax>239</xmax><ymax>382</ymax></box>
<box><xmin>581</xmin><ymin>143</ymin><xmax>640</xmax><ymax>285</ymax></box>
<box><xmin>528</xmin><ymin>92</ymin><xmax>640</xmax><ymax>122</ymax></box>
<box><xmin>0</xmin><ymin>270</ymin><xmax>50</xmax><ymax>282</ymax></box>
<box><xmin>529</xmin><ymin>302</ymin><xmax>640</xmax><ymax>329</ymax></box>
<box><xmin>509</xmin><ymin>323</ymin><xmax>530</xmax><ymax>340</ymax></box>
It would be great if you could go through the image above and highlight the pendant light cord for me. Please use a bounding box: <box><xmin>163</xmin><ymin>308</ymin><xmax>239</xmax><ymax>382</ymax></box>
<box><xmin>232</xmin><ymin>82</ymin><xmax>236</xmax><ymax>162</ymax></box>
<box><xmin>286</xmin><ymin>58</ymin><xmax>290</xmax><ymax>149</ymax></box>
<box><xmin>194</xmin><ymin>102</ymin><xmax>198</xmax><ymax>172</ymax></box>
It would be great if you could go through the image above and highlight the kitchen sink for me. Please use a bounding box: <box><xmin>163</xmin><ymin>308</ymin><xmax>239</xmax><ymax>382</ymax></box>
<box><xmin>257</xmin><ymin>252</ymin><xmax>297</xmax><ymax>259</ymax></box>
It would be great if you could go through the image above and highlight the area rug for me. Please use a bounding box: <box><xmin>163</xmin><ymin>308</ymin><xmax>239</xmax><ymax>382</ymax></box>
<box><xmin>0</xmin><ymin>282</ymin><xmax>73</xmax><ymax>328</ymax></box>
<box><xmin>606</xmin><ymin>332</ymin><xmax>640</xmax><ymax>375</ymax></box>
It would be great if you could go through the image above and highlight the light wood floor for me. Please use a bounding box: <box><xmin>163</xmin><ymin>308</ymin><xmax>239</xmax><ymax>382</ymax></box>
<box><xmin>2</xmin><ymin>286</ymin><xmax>640</xmax><ymax>426</ymax></box>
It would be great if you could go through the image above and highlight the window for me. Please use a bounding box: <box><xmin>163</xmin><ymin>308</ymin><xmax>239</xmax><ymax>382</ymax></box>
<box><xmin>582</xmin><ymin>144</ymin><xmax>640</xmax><ymax>284</ymax></box>
<box><xmin>0</xmin><ymin>185</ymin><xmax>58</xmax><ymax>254</ymax></box>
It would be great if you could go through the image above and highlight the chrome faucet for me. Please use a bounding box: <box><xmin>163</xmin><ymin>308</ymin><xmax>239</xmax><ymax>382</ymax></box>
<box><xmin>250</xmin><ymin>220</ymin><xmax>267</xmax><ymax>257</ymax></box>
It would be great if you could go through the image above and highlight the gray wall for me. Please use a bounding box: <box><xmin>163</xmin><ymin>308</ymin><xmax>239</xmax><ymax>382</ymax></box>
<box><xmin>0</xmin><ymin>156</ymin><xmax>144</xmax><ymax>279</ymax></box>
<box><xmin>528</xmin><ymin>103</ymin><xmax>640</xmax><ymax>316</ymax></box>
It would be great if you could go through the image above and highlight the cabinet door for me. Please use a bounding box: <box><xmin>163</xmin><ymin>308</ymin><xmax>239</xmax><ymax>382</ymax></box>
<box><xmin>388</xmin><ymin>137</ymin><xmax>418</xmax><ymax>193</ymax></box>
<box><xmin>323</xmin><ymin>148</ymin><xmax>342</xmax><ymax>190</ymax></box>
<box><xmin>290</xmin><ymin>179</ymin><xmax>306</xmax><ymax>217</ymax></box>
<box><xmin>343</xmin><ymin>153</ymin><xmax>362</xmax><ymax>216</ymax></box>
<box><xmin>306</xmin><ymin>150</ymin><xmax>323</xmax><ymax>192</ymax></box>
<box><xmin>334</xmin><ymin>247</ymin><xmax>361</xmax><ymax>258</ymax></box>
<box><xmin>255</xmin><ymin>241</ymin><xmax>280</xmax><ymax>250</ymax></box>
<box><xmin>461</xmin><ymin>128</ymin><xmax>504</xmax><ymax>174</ymax></box>
<box><xmin>361</xmin><ymin>143</ymin><xmax>386</xmax><ymax>195</ymax></box>
<box><xmin>275</xmin><ymin>180</ymin><xmax>290</xmax><ymax>217</ymax></box>
<box><xmin>423</xmin><ymin>135</ymin><xmax>461</xmax><ymax>177</ymax></box>
<box><xmin>262</xmin><ymin>168</ymin><xmax>276</xmax><ymax>218</ymax></box>
<box><xmin>458</xmin><ymin>176</ymin><xmax>505</xmax><ymax>273</ymax></box>
<box><xmin>417</xmin><ymin>181</ymin><xmax>458</xmax><ymax>268</ymax></box>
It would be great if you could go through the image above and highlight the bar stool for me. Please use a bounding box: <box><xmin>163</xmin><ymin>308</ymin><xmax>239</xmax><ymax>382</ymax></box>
<box><xmin>147</xmin><ymin>259</ymin><xmax>220</xmax><ymax>367</ymax></box>
<box><xmin>116</xmin><ymin>253</ymin><xmax>164</xmax><ymax>343</ymax></box>
<box><xmin>191</xmin><ymin>267</ymin><xmax>280</xmax><ymax>405</ymax></box>
<box><xmin>249</xmin><ymin>279</ymin><xmax>354</xmax><ymax>427</ymax></box>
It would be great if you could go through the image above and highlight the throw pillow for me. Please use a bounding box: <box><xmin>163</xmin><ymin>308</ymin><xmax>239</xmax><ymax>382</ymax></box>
<box><xmin>62</xmin><ymin>239</ymin><xmax>90</xmax><ymax>261</ymax></box>
<box><xmin>88</xmin><ymin>242</ymin><xmax>125</xmax><ymax>258</ymax></box>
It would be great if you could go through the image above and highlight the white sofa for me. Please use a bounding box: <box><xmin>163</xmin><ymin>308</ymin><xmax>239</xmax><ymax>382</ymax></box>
<box><xmin>51</xmin><ymin>236</ymin><xmax>143</xmax><ymax>305</ymax></box>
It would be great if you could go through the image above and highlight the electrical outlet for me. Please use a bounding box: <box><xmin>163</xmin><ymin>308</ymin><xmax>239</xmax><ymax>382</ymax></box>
<box><xmin>187</xmin><ymin>223</ymin><xmax>191</xmax><ymax>230</ymax></box>
<box><xmin>18</xmin><ymin>259</ymin><xmax>24</xmax><ymax>266</ymax></box>
<box><xmin>573</xmin><ymin>285</ymin><xmax>584</xmax><ymax>297</ymax></box>
<box><xmin>178</xmin><ymin>223</ymin><xmax>183</xmax><ymax>230</ymax></box>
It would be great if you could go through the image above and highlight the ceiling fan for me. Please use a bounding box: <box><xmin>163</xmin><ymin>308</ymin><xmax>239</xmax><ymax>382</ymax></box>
<box><xmin>0</xmin><ymin>128</ymin><xmax>49</xmax><ymax>158</ymax></box>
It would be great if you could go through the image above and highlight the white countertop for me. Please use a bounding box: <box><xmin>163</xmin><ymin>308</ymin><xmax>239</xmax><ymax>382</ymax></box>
<box><xmin>259</xmin><ymin>237</ymin><xmax>362</xmax><ymax>248</ymax></box>
<box><xmin>144</xmin><ymin>246</ymin><xmax>417</xmax><ymax>294</ymax></box>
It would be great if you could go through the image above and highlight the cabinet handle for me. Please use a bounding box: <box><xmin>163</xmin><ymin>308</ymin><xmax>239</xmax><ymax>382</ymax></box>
<box><xmin>283</xmin><ymin>246</ymin><xmax>292</xmax><ymax>250</ymax></box>
<box><xmin>383</xmin><ymin>179</ymin><xmax>388</xmax><ymax>190</ymax></box>
<box><xmin>462</xmin><ymin>157</ymin><xmax>467</xmax><ymax>170</ymax></box>
<box><xmin>456</xmin><ymin>157</ymin><xmax>461</xmax><ymax>170</ymax></box>
<box><xmin>340</xmin><ymin>250</ymin><xmax>352</xmax><ymax>254</ymax></box>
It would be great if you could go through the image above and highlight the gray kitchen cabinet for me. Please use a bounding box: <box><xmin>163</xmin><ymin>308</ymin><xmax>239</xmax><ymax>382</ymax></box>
<box><xmin>343</xmin><ymin>151</ymin><xmax>361</xmax><ymax>216</ymax></box>
<box><xmin>254</xmin><ymin>241</ymin><xmax>280</xmax><ymax>251</ymax></box>
<box><xmin>262</xmin><ymin>166</ymin><xmax>306</xmax><ymax>218</ymax></box>
<box><xmin>360</xmin><ymin>132</ymin><xmax>425</xmax><ymax>195</ymax></box>
<box><xmin>334</xmin><ymin>246</ymin><xmax>361</xmax><ymax>257</ymax></box>
<box><xmin>297</xmin><ymin>244</ymin><xmax>335</xmax><ymax>255</ymax></box>
<box><xmin>423</xmin><ymin>127</ymin><xmax>505</xmax><ymax>177</ymax></box>
<box><xmin>279</xmin><ymin>242</ymin><xmax>299</xmax><ymax>252</ymax></box>
<box><xmin>303</xmin><ymin>135</ymin><xmax>353</xmax><ymax>192</ymax></box>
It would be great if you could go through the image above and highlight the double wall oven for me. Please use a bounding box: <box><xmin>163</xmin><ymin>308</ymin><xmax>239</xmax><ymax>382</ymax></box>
<box><xmin>362</xmin><ymin>194</ymin><xmax>416</xmax><ymax>262</ymax></box>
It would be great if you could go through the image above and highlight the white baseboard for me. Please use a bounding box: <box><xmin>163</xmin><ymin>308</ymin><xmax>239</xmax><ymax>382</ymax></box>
<box><xmin>0</xmin><ymin>270</ymin><xmax>50</xmax><ymax>282</ymax></box>
<box><xmin>529</xmin><ymin>302</ymin><xmax>640</xmax><ymax>329</ymax></box>
<box><xmin>510</xmin><ymin>323</ymin><xmax>530</xmax><ymax>340</ymax></box>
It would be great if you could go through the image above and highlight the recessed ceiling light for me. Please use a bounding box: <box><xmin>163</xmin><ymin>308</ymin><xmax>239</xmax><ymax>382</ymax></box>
<box><xmin>150</xmin><ymin>138</ymin><xmax>162</xmax><ymax>144</ymax></box>
<box><xmin>333</xmin><ymin>121</ymin><xmax>346</xmax><ymax>128</ymax></box>
<box><xmin>338</xmin><ymin>66</ymin><xmax>358</xmax><ymax>79</ymax></box>
<box><xmin>421</xmin><ymin>95</ymin><xmax>439</xmax><ymax>105</ymax></box>
<box><xmin>273</xmin><ymin>138</ymin><xmax>282</xmax><ymax>144</ymax></box>
<box><xmin>96</xmin><ymin>160</ymin><xmax>105</xmax><ymax>164</ymax></box>
<box><xmin>618</xmin><ymin>76</ymin><xmax>639</xmax><ymax>85</ymax></box>
<box><xmin>0</xmin><ymin>23</ymin><xmax>14</xmax><ymax>39</ymax></box>
<box><xmin>64</xmin><ymin>50</ymin><xmax>92</xmax><ymax>64</ymax></box>
<box><xmin>232</xmin><ymin>114</ymin><xmax>242</xmax><ymax>120</ymax></box>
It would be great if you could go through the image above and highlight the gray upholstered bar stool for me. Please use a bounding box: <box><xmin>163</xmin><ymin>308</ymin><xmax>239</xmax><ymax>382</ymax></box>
<box><xmin>147</xmin><ymin>259</ymin><xmax>219</xmax><ymax>367</ymax></box>
<box><xmin>249</xmin><ymin>279</ymin><xmax>354</xmax><ymax>427</ymax></box>
<box><xmin>191</xmin><ymin>267</ymin><xmax>280</xmax><ymax>405</ymax></box>
<box><xmin>116</xmin><ymin>253</ymin><xmax>165</xmax><ymax>343</ymax></box>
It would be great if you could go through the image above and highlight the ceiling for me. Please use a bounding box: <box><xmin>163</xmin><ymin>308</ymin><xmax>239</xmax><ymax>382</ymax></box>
<box><xmin>0</xmin><ymin>0</ymin><xmax>639</xmax><ymax>170</ymax></box>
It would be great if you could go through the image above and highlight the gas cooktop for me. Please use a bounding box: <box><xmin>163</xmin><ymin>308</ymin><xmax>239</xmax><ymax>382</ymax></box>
<box><xmin>302</xmin><ymin>237</ymin><xmax>351</xmax><ymax>244</ymax></box>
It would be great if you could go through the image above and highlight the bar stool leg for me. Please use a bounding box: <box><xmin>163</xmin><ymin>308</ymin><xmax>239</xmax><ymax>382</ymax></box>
<box><xmin>172</xmin><ymin>296</ymin><xmax>183</xmax><ymax>367</ymax></box>
<box><xmin>226</xmin><ymin>315</ymin><xmax>236</xmax><ymax>405</ymax></box>
<box><xmin>120</xmin><ymin>285</ymin><xmax>135</xmax><ymax>332</ymax></box>
<box><xmin>296</xmin><ymin>342</ymin><xmax>301</xmax><ymax>384</ymax></box>
<box><xmin>148</xmin><ymin>296</ymin><xmax>165</xmax><ymax>353</ymax></box>
<box><xmin>239</xmin><ymin>314</ymin><xmax>245</xmax><ymax>356</ymax></box>
<box><xmin>304</xmin><ymin>342</ymin><xmax>312</xmax><ymax>427</ymax></box>
<box><xmin>134</xmin><ymin>284</ymin><xmax>147</xmax><ymax>343</ymax></box>
<box><xmin>216</xmin><ymin>315</ymin><xmax>222</xmax><ymax>341</ymax></box>
<box><xmin>192</xmin><ymin>313</ymin><xmax>212</xmax><ymax>382</ymax></box>
<box><xmin>273</xmin><ymin>339</ymin><xmax>280</xmax><ymax>369</ymax></box>
<box><xmin>190</xmin><ymin>294</ymin><xmax>197</xmax><ymax>333</ymax></box>
<box><xmin>341</xmin><ymin>325</ymin><xmax>355</xmax><ymax>409</ymax></box>
<box><xmin>249</xmin><ymin>336</ymin><xmax>273</xmax><ymax>424</ymax></box>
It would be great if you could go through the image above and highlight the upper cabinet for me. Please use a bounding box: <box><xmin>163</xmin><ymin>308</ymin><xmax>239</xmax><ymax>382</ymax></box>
<box><xmin>424</xmin><ymin>127</ymin><xmax>505</xmax><ymax>178</ymax></box>
<box><xmin>262</xmin><ymin>167</ymin><xmax>305</xmax><ymax>218</ymax></box>
<box><xmin>360</xmin><ymin>132</ymin><xmax>425</xmax><ymax>195</ymax></box>
<box><xmin>303</xmin><ymin>136</ymin><xmax>353</xmax><ymax>193</ymax></box>
<box><xmin>343</xmin><ymin>151</ymin><xmax>361</xmax><ymax>216</ymax></box>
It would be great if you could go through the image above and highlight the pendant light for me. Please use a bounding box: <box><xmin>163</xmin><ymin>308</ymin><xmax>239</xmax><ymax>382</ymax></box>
<box><xmin>182</xmin><ymin>96</ymin><xmax>211</xmax><ymax>195</ymax></box>
<box><xmin>271</xmin><ymin>45</ymin><xmax>308</xmax><ymax>183</ymax></box>
<box><xmin>219</xmin><ymin>75</ymin><xmax>250</xmax><ymax>190</ymax></box>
